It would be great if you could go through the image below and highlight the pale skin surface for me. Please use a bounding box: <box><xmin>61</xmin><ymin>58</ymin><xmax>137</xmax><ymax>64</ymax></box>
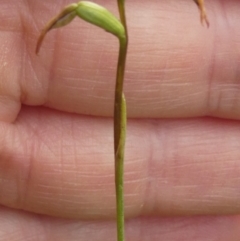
<box><xmin>0</xmin><ymin>0</ymin><xmax>240</xmax><ymax>240</ymax></box>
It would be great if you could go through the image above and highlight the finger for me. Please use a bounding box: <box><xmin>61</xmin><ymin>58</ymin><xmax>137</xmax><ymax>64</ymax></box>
<box><xmin>0</xmin><ymin>107</ymin><xmax>240</xmax><ymax>218</ymax></box>
<box><xmin>0</xmin><ymin>206</ymin><xmax>239</xmax><ymax>241</ymax></box>
<box><xmin>1</xmin><ymin>0</ymin><xmax>240</xmax><ymax>122</ymax></box>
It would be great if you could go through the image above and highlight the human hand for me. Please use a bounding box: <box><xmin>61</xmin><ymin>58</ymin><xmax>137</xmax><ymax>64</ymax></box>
<box><xmin>0</xmin><ymin>0</ymin><xmax>240</xmax><ymax>240</ymax></box>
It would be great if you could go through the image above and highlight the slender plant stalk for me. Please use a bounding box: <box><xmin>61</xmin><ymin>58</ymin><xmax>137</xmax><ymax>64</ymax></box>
<box><xmin>117</xmin><ymin>0</ymin><xmax>128</xmax><ymax>32</ymax></box>
<box><xmin>114</xmin><ymin>40</ymin><xmax>127</xmax><ymax>241</ymax></box>
<box><xmin>114</xmin><ymin>1</ymin><xmax>128</xmax><ymax>241</ymax></box>
<box><xmin>113</xmin><ymin>2</ymin><xmax>209</xmax><ymax>241</ymax></box>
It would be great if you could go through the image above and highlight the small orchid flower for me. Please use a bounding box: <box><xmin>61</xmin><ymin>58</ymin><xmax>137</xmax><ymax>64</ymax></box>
<box><xmin>36</xmin><ymin>1</ymin><xmax>125</xmax><ymax>54</ymax></box>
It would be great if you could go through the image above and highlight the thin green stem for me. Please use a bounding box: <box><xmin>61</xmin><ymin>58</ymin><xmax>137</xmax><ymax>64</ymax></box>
<box><xmin>114</xmin><ymin>38</ymin><xmax>127</xmax><ymax>152</ymax></box>
<box><xmin>114</xmin><ymin>91</ymin><xmax>126</xmax><ymax>241</ymax></box>
<box><xmin>117</xmin><ymin>0</ymin><xmax>128</xmax><ymax>38</ymax></box>
<box><xmin>114</xmin><ymin>37</ymin><xmax>127</xmax><ymax>241</ymax></box>
<box><xmin>114</xmin><ymin>1</ymin><xmax>128</xmax><ymax>241</ymax></box>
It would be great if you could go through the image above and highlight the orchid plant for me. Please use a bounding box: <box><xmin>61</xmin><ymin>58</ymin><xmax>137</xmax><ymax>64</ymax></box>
<box><xmin>36</xmin><ymin>1</ymin><xmax>209</xmax><ymax>240</ymax></box>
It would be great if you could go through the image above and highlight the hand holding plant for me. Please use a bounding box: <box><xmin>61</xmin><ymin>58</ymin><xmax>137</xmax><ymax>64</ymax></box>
<box><xmin>0</xmin><ymin>1</ymin><xmax>240</xmax><ymax>240</ymax></box>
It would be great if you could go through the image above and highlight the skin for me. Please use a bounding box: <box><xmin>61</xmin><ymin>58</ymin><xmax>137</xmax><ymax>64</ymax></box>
<box><xmin>0</xmin><ymin>0</ymin><xmax>240</xmax><ymax>240</ymax></box>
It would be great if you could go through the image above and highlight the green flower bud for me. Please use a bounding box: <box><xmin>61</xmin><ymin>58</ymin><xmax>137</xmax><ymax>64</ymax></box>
<box><xmin>36</xmin><ymin>1</ymin><xmax>125</xmax><ymax>54</ymax></box>
<box><xmin>76</xmin><ymin>1</ymin><xmax>125</xmax><ymax>40</ymax></box>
